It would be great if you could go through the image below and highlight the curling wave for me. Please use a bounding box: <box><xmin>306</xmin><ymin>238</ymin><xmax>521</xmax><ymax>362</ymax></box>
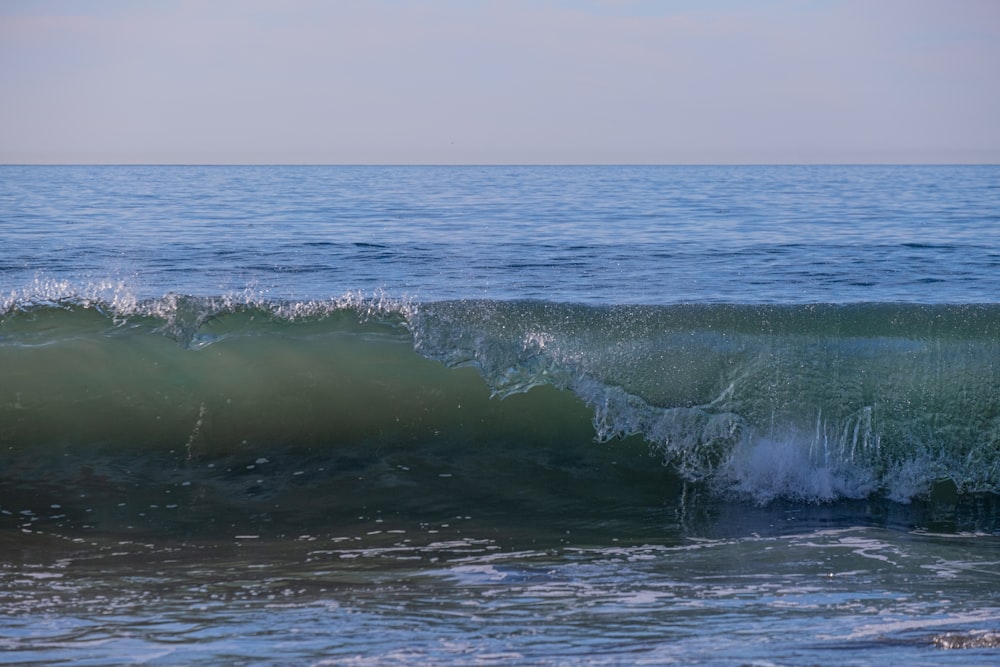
<box><xmin>2</xmin><ymin>289</ymin><xmax>999</xmax><ymax>518</ymax></box>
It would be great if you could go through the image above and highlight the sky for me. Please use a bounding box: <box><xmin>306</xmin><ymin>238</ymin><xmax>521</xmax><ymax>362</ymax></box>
<box><xmin>1</xmin><ymin>0</ymin><xmax>998</xmax><ymax>164</ymax></box>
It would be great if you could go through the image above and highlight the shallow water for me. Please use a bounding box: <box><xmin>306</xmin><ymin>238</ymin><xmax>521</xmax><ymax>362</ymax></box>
<box><xmin>4</xmin><ymin>510</ymin><xmax>1000</xmax><ymax>665</ymax></box>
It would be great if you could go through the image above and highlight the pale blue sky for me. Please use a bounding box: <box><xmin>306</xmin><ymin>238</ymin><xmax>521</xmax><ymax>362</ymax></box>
<box><xmin>1</xmin><ymin>0</ymin><xmax>997</xmax><ymax>163</ymax></box>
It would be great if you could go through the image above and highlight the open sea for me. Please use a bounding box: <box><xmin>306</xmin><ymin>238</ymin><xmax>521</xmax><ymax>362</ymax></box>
<box><xmin>2</xmin><ymin>164</ymin><xmax>999</xmax><ymax>665</ymax></box>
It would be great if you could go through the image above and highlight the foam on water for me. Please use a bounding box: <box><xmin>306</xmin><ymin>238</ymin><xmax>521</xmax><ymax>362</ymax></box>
<box><xmin>6</xmin><ymin>525</ymin><xmax>998</xmax><ymax>666</ymax></box>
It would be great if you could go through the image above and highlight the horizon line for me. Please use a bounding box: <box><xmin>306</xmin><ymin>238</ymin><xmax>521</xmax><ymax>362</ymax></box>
<box><xmin>2</xmin><ymin>162</ymin><xmax>999</xmax><ymax>168</ymax></box>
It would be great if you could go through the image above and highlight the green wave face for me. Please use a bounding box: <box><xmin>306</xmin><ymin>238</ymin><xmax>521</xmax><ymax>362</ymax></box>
<box><xmin>2</xmin><ymin>297</ymin><xmax>999</xmax><ymax>528</ymax></box>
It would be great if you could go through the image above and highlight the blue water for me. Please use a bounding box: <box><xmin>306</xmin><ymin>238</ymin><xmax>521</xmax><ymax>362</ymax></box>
<box><xmin>2</xmin><ymin>164</ymin><xmax>1000</xmax><ymax>665</ymax></box>
<box><xmin>4</xmin><ymin>164</ymin><xmax>999</xmax><ymax>305</ymax></box>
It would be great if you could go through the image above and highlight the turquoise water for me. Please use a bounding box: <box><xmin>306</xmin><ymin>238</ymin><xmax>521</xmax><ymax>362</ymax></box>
<box><xmin>2</xmin><ymin>165</ymin><xmax>999</xmax><ymax>665</ymax></box>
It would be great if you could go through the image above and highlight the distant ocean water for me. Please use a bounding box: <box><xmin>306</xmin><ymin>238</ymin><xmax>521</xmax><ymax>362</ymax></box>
<box><xmin>2</xmin><ymin>165</ymin><xmax>999</xmax><ymax>665</ymax></box>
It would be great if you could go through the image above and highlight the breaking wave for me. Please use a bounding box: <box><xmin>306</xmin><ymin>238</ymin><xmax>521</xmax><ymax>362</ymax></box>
<box><xmin>2</xmin><ymin>283</ymin><xmax>999</xmax><ymax>524</ymax></box>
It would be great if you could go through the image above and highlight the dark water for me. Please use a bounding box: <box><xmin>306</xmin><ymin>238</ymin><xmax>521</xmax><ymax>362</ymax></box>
<box><xmin>2</xmin><ymin>165</ymin><xmax>999</xmax><ymax>665</ymax></box>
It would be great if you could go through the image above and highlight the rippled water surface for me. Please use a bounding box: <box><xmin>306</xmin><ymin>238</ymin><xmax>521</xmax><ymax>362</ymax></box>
<box><xmin>3</xmin><ymin>165</ymin><xmax>999</xmax><ymax>304</ymax></box>
<box><xmin>4</xmin><ymin>519</ymin><xmax>1000</xmax><ymax>666</ymax></box>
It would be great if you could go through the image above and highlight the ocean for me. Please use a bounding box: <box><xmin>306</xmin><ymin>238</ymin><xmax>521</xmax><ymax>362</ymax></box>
<box><xmin>1</xmin><ymin>164</ymin><xmax>999</xmax><ymax>665</ymax></box>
